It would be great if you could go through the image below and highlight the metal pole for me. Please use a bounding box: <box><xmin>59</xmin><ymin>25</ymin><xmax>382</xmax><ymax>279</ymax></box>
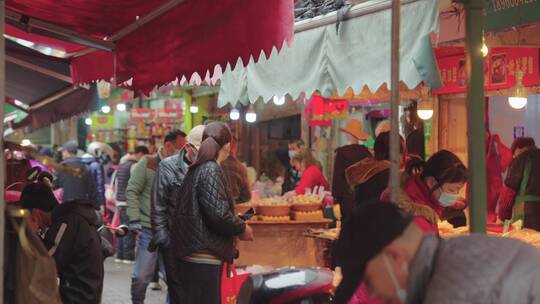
<box><xmin>389</xmin><ymin>0</ymin><xmax>401</xmax><ymax>203</ymax></box>
<box><xmin>463</xmin><ymin>0</ymin><xmax>487</xmax><ymax>233</ymax></box>
<box><xmin>0</xmin><ymin>0</ymin><xmax>6</xmax><ymax>299</ymax></box>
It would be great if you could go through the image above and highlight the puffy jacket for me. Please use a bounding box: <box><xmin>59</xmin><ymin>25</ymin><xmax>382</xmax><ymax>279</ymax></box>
<box><xmin>82</xmin><ymin>156</ymin><xmax>106</xmax><ymax>206</ymax></box>
<box><xmin>170</xmin><ymin>161</ymin><xmax>246</xmax><ymax>263</ymax></box>
<box><xmin>407</xmin><ymin>233</ymin><xmax>540</xmax><ymax>304</ymax></box>
<box><xmin>126</xmin><ymin>156</ymin><xmax>157</xmax><ymax>229</ymax></box>
<box><xmin>115</xmin><ymin>159</ymin><xmax>137</xmax><ymax>203</ymax></box>
<box><xmin>43</xmin><ymin>200</ymin><xmax>104</xmax><ymax>304</ymax></box>
<box><xmin>54</xmin><ymin>157</ymin><xmax>97</xmax><ymax>207</ymax></box>
<box><xmin>150</xmin><ymin>150</ymin><xmax>189</xmax><ymax>250</ymax></box>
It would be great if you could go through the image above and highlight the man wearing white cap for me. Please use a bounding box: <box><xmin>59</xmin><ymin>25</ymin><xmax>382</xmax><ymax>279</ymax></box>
<box><xmin>150</xmin><ymin>125</ymin><xmax>205</xmax><ymax>303</ymax></box>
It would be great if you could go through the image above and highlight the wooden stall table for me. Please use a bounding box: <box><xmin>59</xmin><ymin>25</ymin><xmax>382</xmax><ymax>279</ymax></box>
<box><xmin>236</xmin><ymin>219</ymin><xmax>332</xmax><ymax>268</ymax></box>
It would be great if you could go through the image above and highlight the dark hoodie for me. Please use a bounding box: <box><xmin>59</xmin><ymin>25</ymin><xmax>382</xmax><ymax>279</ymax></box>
<box><xmin>332</xmin><ymin>144</ymin><xmax>371</xmax><ymax>217</ymax></box>
<box><xmin>43</xmin><ymin>200</ymin><xmax>104</xmax><ymax>304</ymax></box>
<box><xmin>346</xmin><ymin>157</ymin><xmax>390</xmax><ymax>207</ymax></box>
<box><xmin>55</xmin><ymin>157</ymin><xmax>97</xmax><ymax>207</ymax></box>
<box><xmin>82</xmin><ymin>156</ymin><xmax>106</xmax><ymax>206</ymax></box>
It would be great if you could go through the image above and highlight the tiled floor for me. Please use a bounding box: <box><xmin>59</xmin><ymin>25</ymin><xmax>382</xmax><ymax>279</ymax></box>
<box><xmin>102</xmin><ymin>259</ymin><xmax>167</xmax><ymax>304</ymax></box>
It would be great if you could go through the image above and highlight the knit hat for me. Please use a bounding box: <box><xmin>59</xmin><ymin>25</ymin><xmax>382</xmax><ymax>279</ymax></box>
<box><xmin>186</xmin><ymin>125</ymin><xmax>206</xmax><ymax>149</ymax></box>
<box><xmin>20</xmin><ymin>182</ymin><xmax>59</xmax><ymax>212</ymax></box>
<box><xmin>334</xmin><ymin>203</ymin><xmax>412</xmax><ymax>304</ymax></box>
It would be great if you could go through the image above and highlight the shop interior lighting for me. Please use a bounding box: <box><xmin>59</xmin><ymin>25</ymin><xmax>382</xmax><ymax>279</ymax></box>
<box><xmin>481</xmin><ymin>37</ymin><xmax>489</xmax><ymax>58</ymax></box>
<box><xmin>101</xmin><ymin>105</ymin><xmax>111</xmax><ymax>114</ymax></box>
<box><xmin>417</xmin><ymin>87</ymin><xmax>434</xmax><ymax>120</ymax></box>
<box><xmin>273</xmin><ymin>96</ymin><xmax>286</xmax><ymax>106</ymax></box>
<box><xmin>21</xmin><ymin>139</ymin><xmax>32</xmax><ymax>146</ymax></box>
<box><xmin>245</xmin><ymin>106</ymin><xmax>257</xmax><ymax>123</ymax></box>
<box><xmin>508</xmin><ymin>70</ymin><xmax>528</xmax><ymax>110</ymax></box>
<box><xmin>229</xmin><ymin>108</ymin><xmax>240</xmax><ymax>120</ymax></box>
<box><xmin>116</xmin><ymin>103</ymin><xmax>127</xmax><ymax>112</ymax></box>
<box><xmin>190</xmin><ymin>100</ymin><xmax>199</xmax><ymax>114</ymax></box>
<box><xmin>85</xmin><ymin>118</ymin><xmax>93</xmax><ymax>126</ymax></box>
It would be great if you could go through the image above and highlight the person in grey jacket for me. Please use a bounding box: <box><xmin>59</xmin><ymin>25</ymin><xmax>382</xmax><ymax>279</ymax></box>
<box><xmin>54</xmin><ymin>141</ymin><xmax>97</xmax><ymax>207</ymax></box>
<box><xmin>334</xmin><ymin>203</ymin><xmax>540</xmax><ymax>304</ymax></box>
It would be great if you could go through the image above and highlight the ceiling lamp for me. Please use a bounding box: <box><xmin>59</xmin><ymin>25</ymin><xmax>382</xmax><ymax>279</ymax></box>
<box><xmin>21</xmin><ymin>139</ymin><xmax>32</xmax><ymax>146</ymax></box>
<box><xmin>417</xmin><ymin>87</ymin><xmax>434</xmax><ymax>120</ymax></box>
<box><xmin>273</xmin><ymin>96</ymin><xmax>286</xmax><ymax>106</ymax></box>
<box><xmin>116</xmin><ymin>103</ymin><xmax>127</xmax><ymax>112</ymax></box>
<box><xmin>190</xmin><ymin>101</ymin><xmax>199</xmax><ymax>114</ymax></box>
<box><xmin>85</xmin><ymin>118</ymin><xmax>93</xmax><ymax>126</ymax></box>
<box><xmin>508</xmin><ymin>70</ymin><xmax>528</xmax><ymax>110</ymax></box>
<box><xmin>229</xmin><ymin>108</ymin><xmax>240</xmax><ymax>120</ymax></box>
<box><xmin>101</xmin><ymin>105</ymin><xmax>111</xmax><ymax>114</ymax></box>
<box><xmin>245</xmin><ymin>106</ymin><xmax>257</xmax><ymax>123</ymax></box>
<box><xmin>481</xmin><ymin>37</ymin><xmax>489</xmax><ymax>58</ymax></box>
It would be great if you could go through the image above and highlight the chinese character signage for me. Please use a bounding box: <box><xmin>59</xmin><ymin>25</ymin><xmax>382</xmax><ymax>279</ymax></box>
<box><xmin>129</xmin><ymin>109</ymin><xmax>155</xmax><ymax>122</ymax></box>
<box><xmin>433</xmin><ymin>47</ymin><xmax>540</xmax><ymax>95</ymax></box>
<box><xmin>486</xmin><ymin>0</ymin><xmax>540</xmax><ymax>31</ymax></box>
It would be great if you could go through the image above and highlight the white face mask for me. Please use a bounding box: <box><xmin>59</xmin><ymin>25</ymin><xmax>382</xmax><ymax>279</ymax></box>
<box><xmin>288</xmin><ymin>150</ymin><xmax>296</xmax><ymax>159</ymax></box>
<box><xmin>383</xmin><ymin>254</ymin><xmax>408</xmax><ymax>304</ymax></box>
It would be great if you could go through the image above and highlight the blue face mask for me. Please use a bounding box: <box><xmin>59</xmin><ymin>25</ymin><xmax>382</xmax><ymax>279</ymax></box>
<box><xmin>438</xmin><ymin>191</ymin><xmax>459</xmax><ymax>207</ymax></box>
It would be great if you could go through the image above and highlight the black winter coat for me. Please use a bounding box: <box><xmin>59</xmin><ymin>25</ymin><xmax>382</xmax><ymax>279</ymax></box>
<box><xmin>115</xmin><ymin>159</ymin><xmax>136</xmax><ymax>203</ymax></box>
<box><xmin>170</xmin><ymin>161</ymin><xmax>246</xmax><ymax>263</ymax></box>
<box><xmin>43</xmin><ymin>200</ymin><xmax>104</xmax><ymax>304</ymax></box>
<box><xmin>150</xmin><ymin>150</ymin><xmax>189</xmax><ymax>251</ymax></box>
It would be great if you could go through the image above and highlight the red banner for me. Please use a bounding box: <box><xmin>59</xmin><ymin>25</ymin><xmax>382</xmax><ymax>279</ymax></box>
<box><xmin>433</xmin><ymin>47</ymin><xmax>540</xmax><ymax>95</ymax></box>
<box><xmin>129</xmin><ymin>108</ymin><xmax>155</xmax><ymax>122</ymax></box>
<box><xmin>156</xmin><ymin>108</ymin><xmax>182</xmax><ymax>124</ymax></box>
<box><xmin>304</xmin><ymin>95</ymin><xmax>348</xmax><ymax>127</ymax></box>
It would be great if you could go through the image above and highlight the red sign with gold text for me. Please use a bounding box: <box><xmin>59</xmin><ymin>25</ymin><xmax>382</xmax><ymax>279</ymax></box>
<box><xmin>156</xmin><ymin>108</ymin><xmax>182</xmax><ymax>124</ymax></box>
<box><xmin>129</xmin><ymin>108</ymin><xmax>155</xmax><ymax>122</ymax></box>
<box><xmin>433</xmin><ymin>47</ymin><xmax>540</xmax><ymax>95</ymax></box>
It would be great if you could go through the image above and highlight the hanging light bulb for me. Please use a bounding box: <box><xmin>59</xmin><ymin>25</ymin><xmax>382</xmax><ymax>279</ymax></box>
<box><xmin>273</xmin><ymin>96</ymin><xmax>286</xmax><ymax>106</ymax></box>
<box><xmin>85</xmin><ymin>118</ymin><xmax>93</xmax><ymax>126</ymax></box>
<box><xmin>21</xmin><ymin>139</ymin><xmax>32</xmax><ymax>146</ymax></box>
<box><xmin>190</xmin><ymin>100</ymin><xmax>199</xmax><ymax>113</ymax></box>
<box><xmin>417</xmin><ymin>86</ymin><xmax>434</xmax><ymax>120</ymax></box>
<box><xmin>509</xmin><ymin>70</ymin><xmax>528</xmax><ymax>110</ymax></box>
<box><xmin>245</xmin><ymin>106</ymin><xmax>257</xmax><ymax>123</ymax></box>
<box><xmin>481</xmin><ymin>38</ymin><xmax>489</xmax><ymax>58</ymax></box>
<box><xmin>229</xmin><ymin>108</ymin><xmax>240</xmax><ymax>120</ymax></box>
<box><xmin>116</xmin><ymin>103</ymin><xmax>127</xmax><ymax>112</ymax></box>
<box><xmin>101</xmin><ymin>105</ymin><xmax>111</xmax><ymax>114</ymax></box>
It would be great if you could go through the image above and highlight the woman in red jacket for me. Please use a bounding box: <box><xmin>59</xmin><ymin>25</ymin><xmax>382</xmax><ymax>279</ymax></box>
<box><xmin>404</xmin><ymin>150</ymin><xmax>468</xmax><ymax>227</ymax></box>
<box><xmin>290</xmin><ymin>148</ymin><xmax>329</xmax><ymax>195</ymax></box>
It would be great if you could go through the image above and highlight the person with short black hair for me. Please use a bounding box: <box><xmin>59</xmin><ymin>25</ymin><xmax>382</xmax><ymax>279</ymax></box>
<box><xmin>158</xmin><ymin>130</ymin><xmax>187</xmax><ymax>162</ymax></box>
<box><xmin>334</xmin><ymin>203</ymin><xmax>540</xmax><ymax>304</ymax></box>
<box><xmin>499</xmin><ymin>137</ymin><xmax>540</xmax><ymax>230</ymax></box>
<box><xmin>22</xmin><ymin>182</ymin><xmax>104</xmax><ymax>304</ymax></box>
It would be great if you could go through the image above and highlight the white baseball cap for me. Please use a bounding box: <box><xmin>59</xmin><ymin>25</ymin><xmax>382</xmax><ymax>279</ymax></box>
<box><xmin>186</xmin><ymin>125</ymin><xmax>205</xmax><ymax>149</ymax></box>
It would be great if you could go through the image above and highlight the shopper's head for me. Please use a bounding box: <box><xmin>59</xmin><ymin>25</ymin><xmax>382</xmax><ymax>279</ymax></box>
<box><xmin>134</xmin><ymin>146</ymin><xmax>150</xmax><ymax>161</ymax></box>
<box><xmin>21</xmin><ymin>182</ymin><xmax>59</xmax><ymax>232</ymax></box>
<box><xmin>184</xmin><ymin>125</ymin><xmax>206</xmax><ymax>164</ymax></box>
<box><xmin>164</xmin><ymin>129</ymin><xmax>187</xmax><ymax>156</ymax></box>
<box><xmin>191</xmin><ymin>122</ymin><xmax>232</xmax><ymax>167</ymax></box>
<box><xmin>421</xmin><ymin>150</ymin><xmax>468</xmax><ymax>206</ymax></box>
<box><xmin>61</xmin><ymin>140</ymin><xmax>79</xmax><ymax>159</ymax></box>
<box><xmin>374</xmin><ymin>131</ymin><xmax>405</xmax><ymax>162</ymax></box>
<box><xmin>288</xmin><ymin>139</ymin><xmax>304</xmax><ymax>154</ymax></box>
<box><xmin>511</xmin><ymin>137</ymin><xmax>536</xmax><ymax>158</ymax></box>
<box><xmin>334</xmin><ymin>203</ymin><xmax>422</xmax><ymax>304</ymax></box>
<box><xmin>292</xmin><ymin>148</ymin><xmax>317</xmax><ymax>172</ymax></box>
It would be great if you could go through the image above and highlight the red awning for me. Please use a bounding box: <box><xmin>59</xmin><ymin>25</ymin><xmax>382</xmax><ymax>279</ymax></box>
<box><xmin>6</xmin><ymin>0</ymin><xmax>294</xmax><ymax>94</ymax></box>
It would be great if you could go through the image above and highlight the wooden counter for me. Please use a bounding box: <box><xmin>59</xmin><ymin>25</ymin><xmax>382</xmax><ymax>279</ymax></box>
<box><xmin>236</xmin><ymin>219</ymin><xmax>332</xmax><ymax>268</ymax></box>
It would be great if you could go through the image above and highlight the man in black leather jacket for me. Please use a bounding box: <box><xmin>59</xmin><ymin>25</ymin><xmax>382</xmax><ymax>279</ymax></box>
<box><xmin>150</xmin><ymin>125</ymin><xmax>205</xmax><ymax>303</ymax></box>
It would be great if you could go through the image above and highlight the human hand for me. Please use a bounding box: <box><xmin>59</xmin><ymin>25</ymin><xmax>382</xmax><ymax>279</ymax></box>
<box><xmin>452</xmin><ymin>200</ymin><xmax>467</xmax><ymax>210</ymax></box>
<box><xmin>239</xmin><ymin>224</ymin><xmax>254</xmax><ymax>241</ymax></box>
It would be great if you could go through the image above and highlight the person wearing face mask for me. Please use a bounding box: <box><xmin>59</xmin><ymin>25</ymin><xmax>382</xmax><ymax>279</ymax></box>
<box><xmin>499</xmin><ymin>137</ymin><xmax>540</xmax><ymax>231</ymax></box>
<box><xmin>170</xmin><ymin>121</ymin><xmax>254</xmax><ymax>304</ymax></box>
<box><xmin>282</xmin><ymin>139</ymin><xmax>305</xmax><ymax>194</ymax></box>
<box><xmin>401</xmin><ymin>150</ymin><xmax>468</xmax><ymax>228</ymax></box>
<box><xmin>334</xmin><ymin>203</ymin><xmax>540</xmax><ymax>304</ymax></box>
<box><xmin>286</xmin><ymin>147</ymin><xmax>329</xmax><ymax>196</ymax></box>
<box><xmin>333</xmin><ymin>119</ymin><xmax>372</xmax><ymax>220</ymax></box>
<box><xmin>149</xmin><ymin>125</ymin><xmax>205</xmax><ymax>303</ymax></box>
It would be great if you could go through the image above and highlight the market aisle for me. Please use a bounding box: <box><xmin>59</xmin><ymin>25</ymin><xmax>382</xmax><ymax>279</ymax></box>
<box><xmin>102</xmin><ymin>259</ymin><xmax>167</xmax><ymax>304</ymax></box>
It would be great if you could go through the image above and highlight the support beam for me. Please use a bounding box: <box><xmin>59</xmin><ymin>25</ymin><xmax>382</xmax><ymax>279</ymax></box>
<box><xmin>5</xmin><ymin>10</ymin><xmax>114</xmax><ymax>51</ymax></box>
<box><xmin>463</xmin><ymin>0</ymin><xmax>487</xmax><ymax>233</ymax></box>
<box><xmin>0</xmin><ymin>0</ymin><xmax>6</xmax><ymax>300</ymax></box>
<box><xmin>6</xmin><ymin>55</ymin><xmax>72</xmax><ymax>83</ymax></box>
<box><xmin>389</xmin><ymin>0</ymin><xmax>401</xmax><ymax>203</ymax></box>
<box><xmin>29</xmin><ymin>86</ymin><xmax>78</xmax><ymax>111</ymax></box>
<box><xmin>108</xmin><ymin>0</ymin><xmax>186</xmax><ymax>42</ymax></box>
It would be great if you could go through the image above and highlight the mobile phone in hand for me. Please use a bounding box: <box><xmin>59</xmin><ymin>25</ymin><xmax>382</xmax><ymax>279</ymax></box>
<box><xmin>240</xmin><ymin>208</ymin><xmax>255</xmax><ymax>221</ymax></box>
